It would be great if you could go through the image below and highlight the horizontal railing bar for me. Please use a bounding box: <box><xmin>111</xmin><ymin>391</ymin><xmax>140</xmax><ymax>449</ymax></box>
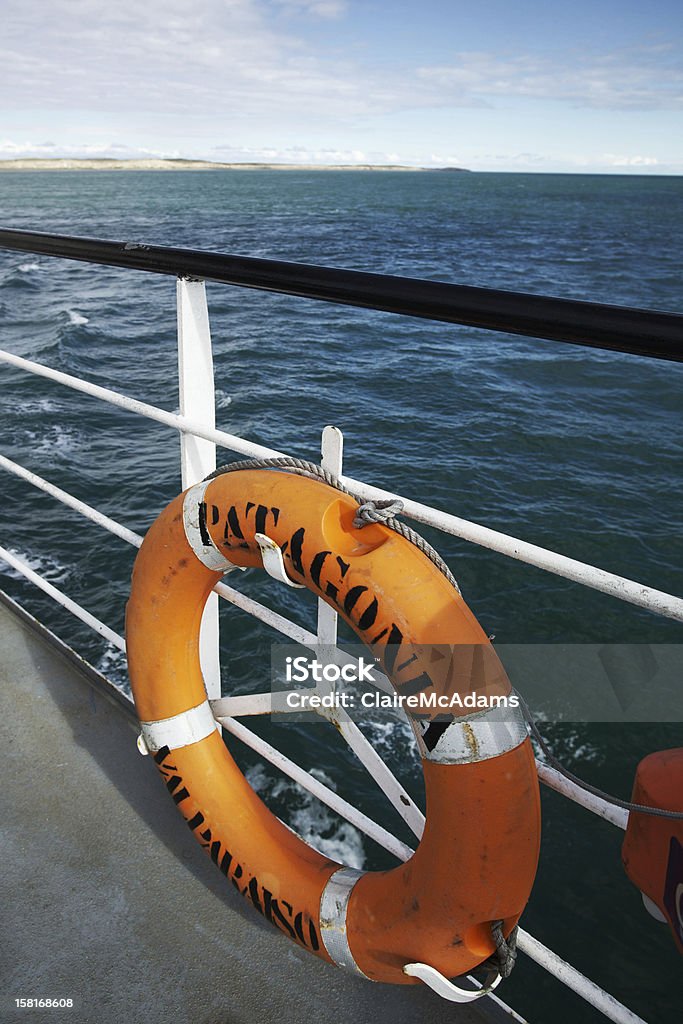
<box><xmin>212</xmin><ymin>693</ymin><xmax>287</xmax><ymax>717</ymax></box>
<box><xmin>0</xmin><ymin>454</ymin><xmax>143</xmax><ymax>548</ymax></box>
<box><xmin>3</xmin><ymin>349</ymin><xmax>681</xmax><ymax>623</ymax></box>
<box><xmin>340</xmin><ymin>474</ymin><xmax>683</xmax><ymax>623</ymax></box>
<box><xmin>516</xmin><ymin>930</ymin><xmax>646</xmax><ymax>1024</ymax></box>
<box><xmin>537</xmin><ymin>762</ymin><xmax>628</xmax><ymax>829</ymax></box>
<box><xmin>476</xmin><ymin>988</ymin><xmax>530</xmax><ymax>1024</ymax></box>
<box><xmin>0</xmin><ymin>545</ymin><xmax>126</xmax><ymax>651</ymax></box>
<box><xmin>214</xmin><ymin>579</ymin><xmax>317</xmax><ymax>648</ymax></box>
<box><xmin>0</xmin><ymin>228</ymin><xmax>681</xmax><ymax>361</ymax></box>
<box><xmin>0</xmin><ymin>349</ymin><xmax>284</xmax><ymax>462</ymax></box>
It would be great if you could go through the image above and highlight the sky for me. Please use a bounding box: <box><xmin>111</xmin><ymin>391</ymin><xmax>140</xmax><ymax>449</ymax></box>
<box><xmin>1</xmin><ymin>0</ymin><xmax>682</xmax><ymax>172</ymax></box>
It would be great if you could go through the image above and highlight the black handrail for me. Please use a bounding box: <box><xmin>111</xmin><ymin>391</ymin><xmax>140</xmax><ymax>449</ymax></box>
<box><xmin>0</xmin><ymin>227</ymin><xmax>681</xmax><ymax>362</ymax></box>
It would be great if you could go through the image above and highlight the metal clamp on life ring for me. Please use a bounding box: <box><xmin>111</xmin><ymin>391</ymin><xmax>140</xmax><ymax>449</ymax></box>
<box><xmin>126</xmin><ymin>465</ymin><xmax>540</xmax><ymax>986</ymax></box>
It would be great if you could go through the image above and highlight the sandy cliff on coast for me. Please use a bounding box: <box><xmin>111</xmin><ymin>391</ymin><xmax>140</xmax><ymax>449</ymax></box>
<box><xmin>0</xmin><ymin>158</ymin><xmax>470</xmax><ymax>173</ymax></box>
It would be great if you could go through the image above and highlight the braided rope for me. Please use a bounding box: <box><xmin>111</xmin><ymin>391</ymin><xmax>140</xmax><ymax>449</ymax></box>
<box><xmin>354</xmin><ymin>498</ymin><xmax>404</xmax><ymax>527</ymax></box>
<box><xmin>205</xmin><ymin>456</ymin><xmax>460</xmax><ymax>593</ymax></box>
<box><xmin>488</xmin><ymin>921</ymin><xmax>518</xmax><ymax>979</ymax></box>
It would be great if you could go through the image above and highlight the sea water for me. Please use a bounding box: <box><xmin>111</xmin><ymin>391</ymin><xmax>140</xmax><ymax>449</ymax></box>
<box><xmin>0</xmin><ymin>170</ymin><xmax>681</xmax><ymax>1021</ymax></box>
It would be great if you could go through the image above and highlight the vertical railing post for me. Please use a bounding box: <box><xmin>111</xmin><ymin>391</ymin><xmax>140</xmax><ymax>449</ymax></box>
<box><xmin>317</xmin><ymin>425</ymin><xmax>344</xmax><ymax>646</ymax></box>
<box><xmin>177</xmin><ymin>276</ymin><xmax>221</xmax><ymax>700</ymax></box>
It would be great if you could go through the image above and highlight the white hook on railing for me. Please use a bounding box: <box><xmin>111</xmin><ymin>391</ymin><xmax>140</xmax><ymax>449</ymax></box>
<box><xmin>254</xmin><ymin>532</ymin><xmax>305</xmax><ymax>588</ymax></box>
<box><xmin>403</xmin><ymin>962</ymin><xmax>502</xmax><ymax>1003</ymax></box>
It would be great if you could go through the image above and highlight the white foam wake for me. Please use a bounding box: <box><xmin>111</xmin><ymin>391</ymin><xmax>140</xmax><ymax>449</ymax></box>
<box><xmin>1</xmin><ymin>546</ymin><xmax>70</xmax><ymax>584</ymax></box>
<box><xmin>246</xmin><ymin>762</ymin><xmax>366</xmax><ymax>869</ymax></box>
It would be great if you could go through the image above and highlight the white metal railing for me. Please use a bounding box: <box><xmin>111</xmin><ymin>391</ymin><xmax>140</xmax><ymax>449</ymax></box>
<box><xmin>0</xmin><ymin>544</ymin><xmax>126</xmax><ymax>651</ymax></box>
<box><xmin>1</xmin><ymin>348</ymin><xmax>681</xmax><ymax>625</ymax></box>
<box><xmin>2</xmin><ymin>275</ymin><xmax>677</xmax><ymax>1024</ymax></box>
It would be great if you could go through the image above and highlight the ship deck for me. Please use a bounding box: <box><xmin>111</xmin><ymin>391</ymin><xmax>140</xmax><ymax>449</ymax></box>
<box><xmin>0</xmin><ymin>593</ymin><xmax>504</xmax><ymax>1024</ymax></box>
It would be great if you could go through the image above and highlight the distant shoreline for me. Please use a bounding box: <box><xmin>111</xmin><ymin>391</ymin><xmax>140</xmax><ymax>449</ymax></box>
<box><xmin>0</xmin><ymin>158</ymin><xmax>471</xmax><ymax>173</ymax></box>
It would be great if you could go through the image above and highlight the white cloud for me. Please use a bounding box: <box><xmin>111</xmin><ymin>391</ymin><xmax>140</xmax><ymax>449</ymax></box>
<box><xmin>272</xmin><ymin>0</ymin><xmax>347</xmax><ymax>18</ymax></box>
<box><xmin>417</xmin><ymin>46</ymin><xmax>683</xmax><ymax>110</ymax></box>
<box><xmin>3</xmin><ymin>0</ymin><xmax>680</xmax><ymax>126</ymax></box>
<box><xmin>209</xmin><ymin>143</ymin><xmax>409</xmax><ymax>164</ymax></box>
<box><xmin>0</xmin><ymin>138</ymin><xmax>417</xmax><ymax>165</ymax></box>
<box><xmin>0</xmin><ymin>139</ymin><xmax>179</xmax><ymax>158</ymax></box>
<box><xmin>0</xmin><ymin>0</ymin><xmax>401</xmax><ymax>124</ymax></box>
<box><xmin>601</xmin><ymin>154</ymin><xmax>660</xmax><ymax>167</ymax></box>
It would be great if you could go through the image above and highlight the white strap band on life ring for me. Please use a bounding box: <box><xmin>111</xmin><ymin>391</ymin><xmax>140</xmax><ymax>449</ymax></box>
<box><xmin>137</xmin><ymin>700</ymin><xmax>217</xmax><ymax>755</ymax></box>
<box><xmin>418</xmin><ymin>704</ymin><xmax>528</xmax><ymax>764</ymax></box>
<box><xmin>182</xmin><ymin>480</ymin><xmax>234</xmax><ymax>571</ymax></box>
<box><xmin>319</xmin><ymin>866</ymin><xmax>368</xmax><ymax>977</ymax></box>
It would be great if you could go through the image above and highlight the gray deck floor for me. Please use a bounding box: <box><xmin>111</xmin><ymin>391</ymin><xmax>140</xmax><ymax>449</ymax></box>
<box><xmin>0</xmin><ymin>595</ymin><xmax>508</xmax><ymax>1024</ymax></box>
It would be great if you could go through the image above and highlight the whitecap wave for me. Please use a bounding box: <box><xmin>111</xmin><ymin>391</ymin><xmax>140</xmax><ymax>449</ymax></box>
<box><xmin>66</xmin><ymin>309</ymin><xmax>89</xmax><ymax>326</ymax></box>
<box><xmin>35</xmin><ymin>397</ymin><xmax>58</xmax><ymax>413</ymax></box>
<box><xmin>20</xmin><ymin>424</ymin><xmax>82</xmax><ymax>456</ymax></box>
<box><xmin>245</xmin><ymin>762</ymin><xmax>366</xmax><ymax>868</ymax></box>
<box><xmin>18</xmin><ymin>262</ymin><xmax>40</xmax><ymax>273</ymax></box>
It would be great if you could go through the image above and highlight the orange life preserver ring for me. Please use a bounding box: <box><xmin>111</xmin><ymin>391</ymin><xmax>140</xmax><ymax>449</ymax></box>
<box><xmin>126</xmin><ymin>467</ymin><xmax>540</xmax><ymax>985</ymax></box>
<box><xmin>622</xmin><ymin>749</ymin><xmax>683</xmax><ymax>955</ymax></box>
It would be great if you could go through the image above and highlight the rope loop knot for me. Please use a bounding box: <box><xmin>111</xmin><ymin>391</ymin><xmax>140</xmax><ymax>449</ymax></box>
<box><xmin>354</xmin><ymin>498</ymin><xmax>404</xmax><ymax>529</ymax></box>
<box><xmin>205</xmin><ymin>457</ymin><xmax>459</xmax><ymax>592</ymax></box>
<box><xmin>488</xmin><ymin>921</ymin><xmax>518</xmax><ymax>979</ymax></box>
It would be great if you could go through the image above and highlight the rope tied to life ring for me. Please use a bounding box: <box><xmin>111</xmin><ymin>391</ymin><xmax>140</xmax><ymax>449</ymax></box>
<box><xmin>206</xmin><ymin>455</ymin><xmax>461</xmax><ymax>593</ymax></box>
<box><xmin>489</xmin><ymin>920</ymin><xmax>519</xmax><ymax>978</ymax></box>
<box><xmin>354</xmin><ymin>497</ymin><xmax>405</xmax><ymax>527</ymax></box>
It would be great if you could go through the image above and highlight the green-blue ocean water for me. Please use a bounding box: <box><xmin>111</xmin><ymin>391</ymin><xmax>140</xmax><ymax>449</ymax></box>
<box><xmin>0</xmin><ymin>170</ymin><xmax>681</xmax><ymax>1021</ymax></box>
